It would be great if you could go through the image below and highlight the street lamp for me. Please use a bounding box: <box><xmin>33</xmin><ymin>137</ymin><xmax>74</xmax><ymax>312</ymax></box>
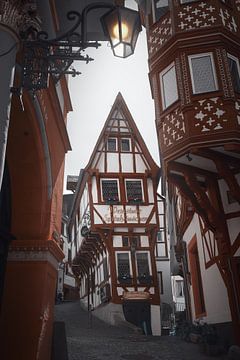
<box><xmin>101</xmin><ymin>7</ymin><xmax>142</xmax><ymax>58</ymax></box>
<box><xmin>21</xmin><ymin>3</ymin><xmax>142</xmax><ymax>92</ymax></box>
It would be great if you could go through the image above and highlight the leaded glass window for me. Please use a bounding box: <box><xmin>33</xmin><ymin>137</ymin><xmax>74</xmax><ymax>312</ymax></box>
<box><xmin>125</xmin><ymin>180</ymin><xmax>143</xmax><ymax>202</ymax></box>
<box><xmin>189</xmin><ymin>54</ymin><xmax>218</xmax><ymax>94</ymax></box>
<box><xmin>117</xmin><ymin>253</ymin><xmax>131</xmax><ymax>278</ymax></box>
<box><xmin>101</xmin><ymin>180</ymin><xmax>119</xmax><ymax>202</ymax></box>
<box><xmin>228</xmin><ymin>54</ymin><xmax>240</xmax><ymax>93</ymax></box>
<box><xmin>160</xmin><ymin>63</ymin><xmax>178</xmax><ymax>109</ymax></box>
<box><xmin>136</xmin><ymin>252</ymin><xmax>150</xmax><ymax>277</ymax></box>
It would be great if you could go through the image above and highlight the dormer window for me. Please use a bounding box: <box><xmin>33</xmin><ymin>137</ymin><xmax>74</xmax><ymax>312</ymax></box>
<box><xmin>227</xmin><ymin>54</ymin><xmax>240</xmax><ymax>93</ymax></box>
<box><xmin>121</xmin><ymin>138</ymin><xmax>131</xmax><ymax>152</ymax></box>
<box><xmin>101</xmin><ymin>179</ymin><xmax>119</xmax><ymax>203</ymax></box>
<box><xmin>125</xmin><ymin>180</ymin><xmax>143</xmax><ymax>203</ymax></box>
<box><xmin>107</xmin><ymin>138</ymin><xmax>117</xmax><ymax>151</ymax></box>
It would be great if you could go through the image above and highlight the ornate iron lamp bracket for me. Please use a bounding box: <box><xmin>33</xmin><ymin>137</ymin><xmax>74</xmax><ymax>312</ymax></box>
<box><xmin>21</xmin><ymin>3</ymin><xmax>115</xmax><ymax>92</ymax></box>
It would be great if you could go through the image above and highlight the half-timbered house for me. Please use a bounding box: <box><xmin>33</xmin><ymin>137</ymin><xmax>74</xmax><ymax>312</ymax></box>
<box><xmin>139</xmin><ymin>0</ymin><xmax>240</xmax><ymax>347</ymax></box>
<box><xmin>68</xmin><ymin>93</ymin><xmax>161</xmax><ymax>335</ymax></box>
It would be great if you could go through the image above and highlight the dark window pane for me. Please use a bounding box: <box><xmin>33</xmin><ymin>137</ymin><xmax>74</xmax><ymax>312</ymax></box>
<box><xmin>126</xmin><ymin>180</ymin><xmax>143</xmax><ymax>202</ymax></box>
<box><xmin>117</xmin><ymin>253</ymin><xmax>130</xmax><ymax>278</ymax></box>
<box><xmin>107</xmin><ymin>138</ymin><xmax>117</xmax><ymax>151</ymax></box>
<box><xmin>228</xmin><ymin>57</ymin><xmax>240</xmax><ymax>93</ymax></box>
<box><xmin>136</xmin><ymin>253</ymin><xmax>150</xmax><ymax>277</ymax></box>
<box><xmin>122</xmin><ymin>236</ymin><xmax>129</xmax><ymax>247</ymax></box>
<box><xmin>153</xmin><ymin>0</ymin><xmax>169</xmax><ymax>21</ymax></box>
<box><xmin>102</xmin><ymin>180</ymin><xmax>119</xmax><ymax>202</ymax></box>
<box><xmin>121</xmin><ymin>139</ymin><xmax>130</xmax><ymax>152</ymax></box>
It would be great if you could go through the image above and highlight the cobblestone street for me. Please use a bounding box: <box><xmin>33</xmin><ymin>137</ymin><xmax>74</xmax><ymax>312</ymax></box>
<box><xmin>54</xmin><ymin>302</ymin><xmax>225</xmax><ymax>360</ymax></box>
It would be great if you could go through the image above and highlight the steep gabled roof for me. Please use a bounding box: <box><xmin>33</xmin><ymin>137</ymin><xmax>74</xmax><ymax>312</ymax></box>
<box><xmin>85</xmin><ymin>92</ymin><xmax>160</xmax><ymax>178</ymax></box>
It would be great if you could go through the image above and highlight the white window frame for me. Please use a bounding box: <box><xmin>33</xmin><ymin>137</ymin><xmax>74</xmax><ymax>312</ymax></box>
<box><xmin>115</xmin><ymin>251</ymin><xmax>133</xmax><ymax>277</ymax></box>
<box><xmin>135</xmin><ymin>251</ymin><xmax>152</xmax><ymax>276</ymax></box>
<box><xmin>227</xmin><ymin>53</ymin><xmax>240</xmax><ymax>92</ymax></box>
<box><xmin>100</xmin><ymin>178</ymin><xmax>120</xmax><ymax>202</ymax></box>
<box><xmin>180</xmin><ymin>0</ymin><xmax>198</xmax><ymax>4</ymax></box>
<box><xmin>160</xmin><ymin>62</ymin><xmax>179</xmax><ymax>109</ymax></box>
<box><xmin>124</xmin><ymin>179</ymin><xmax>144</xmax><ymax>203</ymax></box>
<box><xmin>188</xmin><ymin>52</ymin><xmax>218</xmax><ymax>94</ymax></box>
<box><xmin>107</xmin><ymin>137</ymin><xmax>117</xmax><ymax>151</ymax></box>
<box><xmin>121</xmin><ymin>138</ymin><xmax>131</xmax><ymax>152</ymax></box>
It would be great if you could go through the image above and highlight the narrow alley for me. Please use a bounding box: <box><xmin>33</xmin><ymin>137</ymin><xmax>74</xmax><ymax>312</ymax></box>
<box><xmin>54</xmin><ymin>301</ymin><xmax>225</xmax><ymax>360</ymax></box>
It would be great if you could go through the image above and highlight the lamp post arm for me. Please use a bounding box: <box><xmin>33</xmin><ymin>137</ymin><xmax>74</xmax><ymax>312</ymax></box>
<box><xmin>81</xmin><ymin>2</ymin><xmax>116</xmax><ymax>45</ymax></box>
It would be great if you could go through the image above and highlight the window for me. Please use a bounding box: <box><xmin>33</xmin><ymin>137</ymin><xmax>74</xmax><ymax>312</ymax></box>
<box><xmin>101</xmin><ymin>179</ymin><xmax>119</xmax><ymax>202</ymax></box>
<box><xmin>122</xmin><ymin>236</ymin><xmax>129</xmax><ymax>247</ymax></box>
<box><xmin>180</xmin><ymin>0</ymin><xmax>198</xmax><ymax>3</ymax></box>
<box><xmin>155</xmin><ymin>230</ymin><xmax>167</xmax><ymax>257</ymax></box>
<box><xmin>189</xmin><ymin>53</ymin><xmax>218</xmax><ymax>94</ymax></box>
<box><xmin>160</xmin><ymin>63</ymin><xmax>178</xmax><ymax>109</ymax></box>
<box><xmin>121</xmin><ymin>138</ymin><xmax>130</xmax><ymax>152</ymax></box>
<box><xmin>227</xmin><ymin>54</ymin><xmax>240</xmax><ymax>93</ymax></box>
<box><xmin>152</xmin><ymin>0</ymin><xmax>169</xmax><ymax>22</ymax></box>
<box><xmin>107</xmin><ymin>138</ymin><xmax>117</xmax><ymax>151</ymax></box>
<box><xmin>125</xmin><ymin>180</ymin><xmax>143</xmax><ymax>203</ymax></box>
<box><xmin>136</xmin><ymin>252</ymin><xmax>151</xmax><ymax>282</ymax></box>
<box><xmin>117</xmin><ymin>253</ymin><xmax>131</xmax><ymax>281</ymax></box>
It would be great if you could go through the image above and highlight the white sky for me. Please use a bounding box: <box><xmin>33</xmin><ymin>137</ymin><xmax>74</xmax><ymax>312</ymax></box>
<box><xmin>64</xmin><ymin>4</ymin><xmax>160</xmax><ymax>193</ymax></box>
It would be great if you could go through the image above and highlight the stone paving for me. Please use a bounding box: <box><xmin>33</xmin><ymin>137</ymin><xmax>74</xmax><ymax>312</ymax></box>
<box><xmin>54</xmin><ymin>301</ymin><xmax>226</xmax><ymax>360</ymax></box>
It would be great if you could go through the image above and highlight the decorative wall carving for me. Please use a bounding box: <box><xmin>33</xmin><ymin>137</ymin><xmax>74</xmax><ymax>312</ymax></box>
<box><xmin>219</xmin><ymin>7</ymin><xmax>237</xmax><ymax>33</ymax></box>
<box><xmin>148</xmin><ymin>14</ymin><xmax>172</xmax><ymax>57</ymax></box>
<box><xmin>177</xmin><ymin>2</ymin><xmax>217</xmax><ymax>31</ymax></box>
<box><xmin>180</xmin><ymin>53</ymin><xmax>191</xmax><ymax>105</ymax></box>
<box><xmin>162</xmin><ymin>108</ymin><xmax>185</xmax><ymax>147</ymax></box>
<box><xmin>194</xmin><ymin>97</ymin><xmax>228</xmax><ymax>133</ymax></box>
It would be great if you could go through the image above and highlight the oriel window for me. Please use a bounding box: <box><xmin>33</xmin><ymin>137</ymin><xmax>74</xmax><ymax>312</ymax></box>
<box><xmin>125</xmin><ymin>180</ymin><xmax>143</xmax><ymax>203</ymax></box>
<box><xmin>101</xmin><ymin>179</ymin><xmax>119</xmax><ymax>202</ymax></box>
<box><xmin>160</xmin><ymin>63</ymin><xmax>178</xmax><ymax>109</ymax></box>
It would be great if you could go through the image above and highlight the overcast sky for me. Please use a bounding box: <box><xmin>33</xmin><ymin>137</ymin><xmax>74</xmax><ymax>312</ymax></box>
<box><xmin>64</xmin><ymin>6</ymin><xmax>159</xmax><ymax>193</ymax></box>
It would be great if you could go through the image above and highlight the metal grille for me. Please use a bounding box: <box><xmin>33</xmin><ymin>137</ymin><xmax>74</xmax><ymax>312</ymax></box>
<box><xmin>102</xmin><ymin>180</ymin><xmax>119</xmax><ymax>202</ymax></box>
<box><xmin>136</xmin><ymin>253</ymin><xmax>150</xmax><ymax>277</ymax></box>
<box><xmin>126</xmin><ymin>180</ymin><xmax>143</xmax><ymax>202</ymax></box>
<box><xmin>117</xmin><ymin>253</ymin><xmax>130</xmax><ymax>278</ymax></box>
<box><xmin>191</xmin><ymin>55</ymin><xmax>217</xmax><ymax>94</ymax></box>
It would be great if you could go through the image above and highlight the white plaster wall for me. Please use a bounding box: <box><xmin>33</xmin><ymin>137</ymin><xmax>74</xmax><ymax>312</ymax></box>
<box><xmin>183</xmin><ymin>214</ymin><xmax>231</xmax><ymax>324</ymax></box>
<box><xmin>96</xmin><ymin>153</ymin><xmax>105</xmax><ymax>172</ymax></box>
<box><xmin>94</xmin><ymin>204</ymin><xmax>111</xmax><ymax>224</ymax></box>
<box><xmin>227</xmin><ymin>217</ymin><xmax>240</xmax><ymax>246</ymax></box>
<box><xmin>92</xmin><ymin>176</ymin><xmax>98</xmax><ymax>203</ymax></box>
<box><xmin>107</xmin><ymin>153</ymin><xmax>119</xmax><ymax>172</ymax></box>
<box><xmin>147</xmin><ymin>179</ymin><xmax>154</xmax><ymax>203</ymax></box>
<box><xmin>135</xmin><ymin>154</ymin><xmax>147</xmax><ymax>172</ymax></box>
<box><xmin>218</xmin><ymin>176</ymin><xmax>240</xmax><ymax>214</ymax></box>
<box><xmin>113</xmin><ymin>235</ymin><xmax>122</xmax><ymax>247</ymax></box>
<box><xmin>121</xmin><ymin>153</ymin><xmax>133</xmax><ymax>172</ymax></box>
<box><xmin>141</xmin><ymin>236</ymin><xmax>149</xmax><ymax>247</ymax></box>
<box><xmin>139</xmin><ymin>205</ymin><xmax>154</xmax><ymax>223</ymax></box>
<box><xmin>156</xmin><ymin>260</ymin><xmax>173</xmax><ymax>306</ymax></box>
<box><xmin>151</xmin><ymin>305</ymin><xmax>161</xmax><ymax>335</ymax></box>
